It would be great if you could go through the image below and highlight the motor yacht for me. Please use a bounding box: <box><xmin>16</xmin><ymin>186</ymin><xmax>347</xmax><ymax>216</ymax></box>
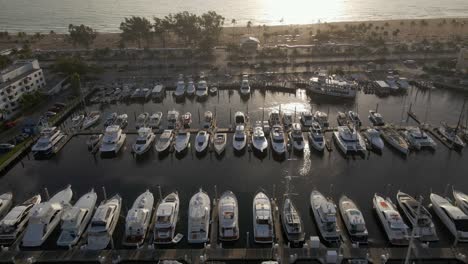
<box><xmin>308</xmin><ymin>122</ymin><xmax>325</xmax><ymax>152</ymax></box>
<box><xmin>154</xmin><ymin>192</ymin><xmax>179</xmax><ymax>244</ymax></box>
<box><xmin>186</xmin><ymin>80</ymin><xmax>196</xmax><ymax>96</ymax></box>
<box><xmin>347</xmin><ymin>111</ymin><xmax>361</xmax><ymax>127</ymax></box>
<box><xmin>363</xmin><ymin>128</ymin><xmax>384</xmax><ymax>152</ymax></box>
<box><xmin>0</xmin><ymin>193</ymin><xmax>13</xmax><ymax>219</ymax></box>
<box><xmin>174</xmin><ymin>79</ymin><xmax>186</xmax><ymax>99</ymax></box>
<box><xmin>87</xmin><ymin>194</ymin><xmax>122</xmax><ymax>250</ymax></box>
<box><xmin>281</xmin><ymin>196</ymin><xmax>305</xmax><ymax>244</ymax></box>
<box><xmin>289</xmin><ymin>123</ymin><xmax>305</xmax><ymax>152</ymax></box>
<box><xmin>373</xmin><ymin>194</ymin><xmax>409</xmax><ymax>245</ymax></box>
<box><xmin>115</xmin><ymin>114</ymin><xmax>128</xmax><ymax>129</ymax></box>
<box><xmin>132</xmin><ymin>127</ymin><xmax>156</xmax><ymax>155</ymax></box>
<box><xmin>396</xmin><ymin>191</ymin><xmax>438</xmax><ymax>242</ymax></box>
<box><xmin>196</xmin><ymin>80</ymin><xmax>208</xmax><ymax>98</ymax></box>
<box><xmin>336</xmin><ymin>112</ymin><xmax>348</xmax><ymax>126</ymax></box>
<box><xmin>380</xmin><ymin>126</ymin><xmax>409</xmax><ymax>156</ymax></box>
<box><xmin>300</xmin><ymin>111</ymin><xmax>314</xmax><ymax>127</ymax></box>
<box><xmin>203</xmin><ymin>111</ymin><xmax>214</xmax><ymax>129</ymax></box>
<box><xmin>253</xmin><ymin>192</ymin><xmax>273</xmax><ymax>243</ymax></box>
<box><xmin>453</xmin><ymin>190</ymin><xmax>468</xmax><ymax>215</ymax></box>
<box><xmin>151</xmin><ymin>84</ymin><xmax>166</xmax><ymax>100</ymax></box>
<box><xmin>270</xmin><ymin>125</ymin><xmax>286</xmax><ymax>155</ymax></box>
<box><xmin>174</xmin><ymin>130</ymin><xmax>190</xmax><ymax>154</ymax></box>
<box><xmin>135</xmin><ymin>112</ymin><xmax>149</xmax><ymax>129</ymax></box>
<box><xmin>99</xmin><ymin>125</ymin><xmax>126</xmax><ymax>155</ymax></box>
<box><xmin>188</xmin><ymin>189</ymin><xmax>210</xmax><ymax>244</ymax></box>
<box><xmin>369</xmin><ymin>110</ymin><xmax>385</xmax><ymax>126</ymax></box>
<box><xmin>155</xmin><ymin>130</ymin><xmax>174</xmax><ymax>153</ymax></box>
<box><xmin>403</xmin><ymin>127</ymin><xmax>437</xmax><ymax>150</ymax></box>
<box><xmin>313</xmin><ymin>111</ymin><xmax>329</xmax><ymax>128</ymax></box>
<box><xmin>86</xmin><ymin>134</ymin><xmax>102</xmax><ymax>151</ymax></box>
<box><xmin>339</xmin><ymin>196</ymin><xmax>368</xmax><ymax>243</ymax></box>
<box><xmin>82</xmin><ymin>111</ymin><xmax>101</xmax><ymax>130</ymax></box>
<box><xmin>209</xmin><ymin>86</ymin><xmax>218</xmax><ymax>95</ymax></box>
<box><xmin>233</xmin><ymin>125</ymin><xmax>247</xmax><ymax>152</ymax></box>
<box><xmin>282</xmin><ymin>113</ymin><xmax>293</xmax><ymax>128</ymax></box>
<box><xmin>234</xmin><ymin>111</ymin><xmax>247</xmax><ymax>126</ymax></box>
<box><xmin>252</xmin><ymin>126</ymin><xmax>268</xmax><ymax>153</ymax></box>
<box><xmin>0</xmin><ymin>195</ymin><xmax>41</xmax><ymax>245</ymax></box>
<box><xmin>103</xmin><ymin>112</ymin><xmax>117</xmax><ymax>128</ymax></box>
<box><xmin>310</xmin><ymin>190</ymin><xmax>339</xmax><ymax>243</ymax></box>
<box><xmin>57</xmin><ymin>190</ymin><xmax>97</xmax><ymax>247</ymax></box>
<box><xmin>437</xmin><ymin>125</ymin><xmax>465</xmax><ymax>150</ymax></box>
<box><xmin>240</xmin><ymin>79</ymin><xmax>251</xmax><ymax>96</ymax></box>
<box><xmin>22</xmin><ymin>185</ymin><xmax>73</xmax><ymax>247</ymax></box>
<box><xmin>333</xmin><ymin>126</ymin><xmax>366</xmax><ymax>155</ymax></box>
<box><xmin>219</xmin><ymin>191</ymin><xmax>239</xmax><ymax>241</ymax></box>
<box><xmin>269</xmin><ymin>110</ymin><xmax>281</xmax><ymax>126</ymax></box>
<box><xmin>430</xmin><ymin>193</ymin><xmax>468</xmax><ymax>242</ymax></box>
<box><xmin>167</xmin><ymin>110</ymin><xmax>180</xmax><ymax>129</ymax></box>
<box><xmin>148</xmin><ymin>112</ymin><xmax>163</xmax><ymax>129</ymax></box>
<box><xmin>71</xmin><ymin>115</ymin><xmax>85</xmax><ymax>129</ymax></box>
<box><xmin>123</xmin><ymin>190</ymin><xmax>154</xmax><ymax>247</ymax></box>
<box><xmin>181</xmin><ymin>112</ymin><xmax>192</xmax><ymax>128</ymax></box>
<box><xmin>31</xmin><ymin>126</ymin><xmax>66</xmax><ymax>158</ymax></box>
<box><xmin>195</xmin><ymin>130</ymin><xmax>210</xmax><ymax>153</ymax></box>
<box><xmin>213</xmin><ymin>133</ymin><xmax>227</xmax><ymax>155</ymax></box>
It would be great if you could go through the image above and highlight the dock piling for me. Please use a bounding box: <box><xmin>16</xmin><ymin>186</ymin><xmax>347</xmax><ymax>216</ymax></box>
<box><xmin>102</xmin><ymin>186</ymin><xmax>107</xmax><ymax>201</ymax></box>
<box><xmin>158</xmin><ymin>185</ymin><xmax>162</xmax><ymax>201</ymax></box>
<box><xmin>44</xmin><ymin>187</ymin><xmax>50</xmax><ymax>201</ymax></box>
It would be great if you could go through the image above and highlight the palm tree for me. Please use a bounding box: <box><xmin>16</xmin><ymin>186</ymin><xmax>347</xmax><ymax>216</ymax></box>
<box><xmin>247</xmin><ymin>21</ymin><xmax>252</xmax><ymax>34</ymax></box>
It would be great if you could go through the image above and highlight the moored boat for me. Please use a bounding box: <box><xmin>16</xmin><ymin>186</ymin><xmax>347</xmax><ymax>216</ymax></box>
<box><xmin>86</xmin><ymin>194</ymin><xmax>122</xmax><ymax>250</ymax></box>
<box><xmin>135</xmin><ymin>112</ymin><xmax>149</xmax><ymax>129</ymax></box>
<box><xmin>213</xmin><ymin>133</ymin><xmax>227</xmax><ymax>155</ymax></box>
<box><xmin>0</xmin><ymin>193</ymin><xmax>13</xmax><ymax>219</ymax></box>
<box><xmin>373</xmin><ymin>194</ymin><xmax>409</xmax><ymax>246</ymax></box>
<box><xmin>195</xmin><ymin>130</ymin><xmax>210</xmax><ymax>153</ymax></box>
<box><xmin>380</xmin><ymin>126</ymin><xmax>409</xmax><ymax>156</ymax></box>
<box><xmin>174</xmin><ymin>130</ymin><xmax>190</xmax><ymax>154</ymax></box>
<box><xmin>270</xmin><ymin>125</ymin><xmax>286</xmax><ymax>155</ymax></box>
<box><xmin>132</xmin><ymin>127</ymin><xmax>156</xmax><ymax>155</ymax></box>
<box><xmin>148</xmin><ymin>112</ymin><xmax>163</xmax><ymax>129</ymax></box>
<box><xmin>369</xmin><ymin>110</ymin><xmax>385</xmax><ymax>126</ymax></box>
<box><xmin>289</xmin><ymin>123</ymin><xmax>305</xmax><ymax>152</ymax></box>
<box><xmin>252</xmin><ymin>126</ymin><xmax>268</xmax><ymax>154</ymax></box>
<box><xmin>308</xmin><ymin>122</ymin><xmax>325</xmax><ymax>152</ymax></box>
<box><xmin>430</xmin><ymin>193</ymin><xmax>468</xmax><ymax>242</ymax></box>
<box><xmin>218</xmin><ymin>191</ymin><xmax>239</xmax><ymax>241</ymax></box>
<box><xmin>154</xmin><ymin>192</ymin><xmax>179</xmax><ymax>244</ymax></box>
<box><xmin>188</xmin><ymin>189</ymin><xmax>210</xmax><ymax>244</ymax></box>
<box><xmin>339</xmin><ymin>195</ymin><xmax>368</xmax><ymax>243</ymax></box>
<box><xmin>99</xmin><ymin>125</ymin><xmax>127</xmax><ymax>155</ymax></box>
<box><xmin>310</xmin><ymin>190</ymin><xmax>339</xmax><ymax>243</ymax></box>
<box><xmin>363</xmin><ymin>128</ymin><xmax>384</xmax><ymax>152</ymax></box>
<box><xmin>123</xmin><ymin>190</ymin><xmax>154</xmax><ymax>247</ymax></box>
<box><xmin>155</xmin><ymin>130</ymin><xmax>174</xmax><ymax>153</ymax></box>
<box><xmin>233</xmin><ymin>125</ymin><xmax>247</xmax><ymax>152</ymax></box>
<box><xmin>333</xmin><ymin>126</ymin><xmax>366</xmax><ymax>155</ymax></box>
<box><xmin>82</xmin><ymin>111</ymin><xmax>101</xmax><ymax>130</ymax></box>
<box><xmin>281</xmin><ymin>197</ymin><xmax>305</xmax><ymax>244</ymax></box>
<box><xmin>253</xmin><ymin>192</ymin><xmax>274</xmax><ymax>243</ymax></box>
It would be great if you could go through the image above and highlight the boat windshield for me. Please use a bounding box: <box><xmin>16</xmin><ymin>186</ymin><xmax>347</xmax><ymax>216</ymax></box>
<box><xmin>325</xmin><ymin>222</ymin><xmax>336</xmax><ymax>232</ymax></box>
<box><xmin>455</xmin><ymin>219</ymin><xmax>468</xmax><ymax>232</ymax></box>
<box><xmin>235</xmin><ymin>135</ymin><xmax>245</xmax><ymax>141</ymax></box>
<box><xmin>257</xmin><ymin>219</ymin><xmax>270</xmax><ymax>225</ymax></box>
<box><xmin>303</xmin><ymin>115</ymin><xmax>312</xmax><ymax>121</ymax></box>
<box><xmin>351</xmin><ymin>223</ymin><xmax>366</xmax><ymax>232</ymax></box>
<box><xmin>136</xmin><ymin>139</ymin><xmax>147</xmax><ymax>145</ymax></box>
<box><xmin>273</xmin><ymin>137</ymin><xmax>284</xmax><ymax>143</ymax></box>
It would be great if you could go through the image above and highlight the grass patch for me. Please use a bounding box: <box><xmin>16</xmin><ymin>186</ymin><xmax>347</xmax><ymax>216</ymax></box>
<box><xmin>0</xmin><ymin>138</ymin><xmax>33</xmax><ymax>167</ymax></box>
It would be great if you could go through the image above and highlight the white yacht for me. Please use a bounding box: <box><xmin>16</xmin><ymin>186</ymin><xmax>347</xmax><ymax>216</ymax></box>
<box><xmin>155</xmin><ymin>130</ymin><xmax>174</xmax><ymax>153</ymax></box>
<box><xmin>196</xmin><ymin>80</ymin><xmax>208</xmax><ymax>98</ymax></box>
<box><xmin>310</xmin><ymin>190</ymin><xmax>339</xmax><ymax>243</ymax></box>
<box><xmin>269</xmin><ymin>110</ymin><xmax>281</xmax><ymax>126</ymax></box>
<box><xmin>213</xmin><ymin>133</ymin><xmax>227</xmax><ymax>155</ymax></box>
<box><xmin>308</xmin><ymin>122</ymin><xmax>325</xmax><ymax>152</ymax></box>
<box><xmin>281</xmin><ymin>197</ymin><xmax>305</xmax><ymax>244</ymax></box>
<box><xmin>57</xmin><ymin>190</ymin><xmax>97</xmax><ymax>247</ymax></box>
<box><xmin>339</xmin><ymin>196</ymin><xmax>368</xmax><ymax>243</ymax></box>
<box><xmin>148</xmin><ymin>112</ymin><xmax>163</xmax><ymax>129</ymax></box>
<box><xmin>369</xmin><ymin>110</ymin><xmax>385</xmax><ymax>126</ymax></box>
<box><xmin>437</xmin><ymin>125</ymin><xmax>466</xmax><ymax>150</ymax></box>
<box><xmin>186</xmin><ymin>80</ymin><xmax>196</xmax><ymax>96</ymax></box>
<box><xmin>154</xmin><ymin>192</ymin><xmax>179</xmax><ymax>244</ymax></box>
<box><xmin>252</xmin><ymin>126</ymin><xmax>268</xmax><ymax>153</ymax></box>
<box><xmin>132</xmin><ymin>127</ymin><xmax>156</xmax><ymax>155</ymax></box>
<box><xmin>403</xmin><ymin>127</ymin><xmax>437</xmax><ymax>150</ymax></box>
<box><xmin>115</xmin><ymin>114</ymin><xmax>128</xmax><ymax>129</ymax></box>
<box><xmin>174</xmin><ymin>130</ymin><xmax>190</xmax><ymax>154</ymax></box>
<box><xmin>270</xmin><ymin>125</ymin><xmax>286</xmax><ymax>155</ymax></box>
<box><xmin>135</xmin><ymin>112</ymin><xmax>149</xmax><ymax>129</ymax></box>
<box><xmin>174</xmin><ymin>79</ymin><xmax>186</xmax><ymax>99</ymax></box>
<box><xmin>313</xmin><ymin>111</ymin><xmax>329</xmax><ymax>128</ymax></box>
<box><xmin>240</xmin><ymin>78</ymin><xmax>251</xmax><ymax>96</ymax></box>
<box><xmin>219</xmin><ymin>191</ymin><xmax>239</xmax><ymax>241</ymax></box>
<box><xmin>151</xmin><ymin>84</ymin><xmax>166</xmax><ymax>100</ymax></box>
<box><xmin>167</xmin><ymin>110</ymin><xmax>180</xmax><ymax>129</ymax></box>
<box><xmin>71</xmin><ymin>115</ymin><xmax>85</xmax><ymax>129</ymax></box>
<box><xmin>373</xmin><ymin>194</ymin><xmax>409</xmax><ymax>245</ymax></box>
<box><xmin>337</xmin><ymin>112</ymin><xmax>348</xmax><ymax>126</ymax></box>
<box><xmin>87</xmin><ymin>194</ymin><xmax>122</xmax><ymax>250</ymax></box>
<box><xmin>363</xmin><ymin>128</ymin><xmax>384</xmax><ymax>151</ymax></box>
<box><xmin>99</xmin><ymin>125</ymin><xmax>127</xmax><ymax>155</ymax></box>
<box><xmin>282</xmin><ymin>113</ymin><xmax>293</xmax><ymax>128</ymax></box>
<box><xmin>123</xmin><ymin>190</ymin><xmax>154</xmax><ymax>247</ymax></box>
<box><xmin>233</xmin><ymin>125</ymin><xmax>247</xmax><ymax>152</ymax></box>
<box><xmin>0</xmin><ymin>193</ymin><xmax>13</xmax><ymax>219</ymax></box>
<box><xmin>300</xmin><ymin>111</ymin><xmax>314</xmax><ymax>127</ymax></box>
<box><xmin>253</xmin><ymin>192</ymin><xmax>273</xmax><ymax>243</ymax></box>
<box><xmin>195</xmin><ymin>130</ymin><xmax>210</xmax><ymax>153</ymax></box>
<box><xmin>430</xmin><ymin>193</ymin><xmax>468</xmax><ymax>242</ymax></box>
<box><xmin>82</xmin><ymin>111</ymin><xmax>101</xmax><ymax>130</ymax></box>
<box><xmin>22</xmin><ymin>185</ymin><xmax>73</xmax><ymax>247</ymax></box>
<box><xmin>453</xmin><ymin>190</ymin><xmax>468</xmax><ymax>215</ymax></box>
<box><xmin>202</xmin><ymin>111</ymin><xmax>214</xmax><ymax>129</ymax></box>
<box><xmin>188</xmin><ymin>189</ymin><xmax>211</xmax><ymax>244</ymax></box>
<box><xmin>347</xmin><ymin>111</ymin><xmax>361</xmax><ymax>126</ymax></box>
<box><xmin>396</xmin><ymin>191</ymin><xmax>438</xmax><ymax>242</ymax></box>
<box><xmin>0</xmin><ymin>195</ymin><xmax>41</xmax><ymax>245</ymax></box>
<box><xmin>31</xmin><ymin>126</ymin><xmax>65</xmax><ymax>158</ymax></box>
<box><xmin>103</xmin><ymin>112</ymin><xmax>117</xmax><ymax>128</ymax></box>
<box><xmin>234</xmin><ymin>111</ymin><xmax>247</xmax><ymax>126</ymax></box>
<box><xmin>289</xmin><ymin>123</ymin><xmax>305</xmax><ymax>152</ymax></box>
<box><xmin>380</xmin><ymin>126</ymin><xmax>409</xmax><ymax>156</ymax></box>
<box><xmin>333</xmin><ymin>126</ymin><xmax>366</xmax><ymax>155</ymax></box>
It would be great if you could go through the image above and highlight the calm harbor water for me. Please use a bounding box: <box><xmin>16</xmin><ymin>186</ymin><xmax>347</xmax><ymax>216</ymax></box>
<box><xmin>0</xmin><ymin>0</ymin><xmax>468</xmax><ymax>33</ymax></box>
<box><xmin>0</xmin><ymin>87</ymin><xmax>468</xmax><ymax>250</ymax></box>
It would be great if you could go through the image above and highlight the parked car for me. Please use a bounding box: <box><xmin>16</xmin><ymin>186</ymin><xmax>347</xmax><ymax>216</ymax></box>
<box><xmin>0</xmin><ymin>143</ymin><xmax>15</xmax><ymax>153</ymax></box>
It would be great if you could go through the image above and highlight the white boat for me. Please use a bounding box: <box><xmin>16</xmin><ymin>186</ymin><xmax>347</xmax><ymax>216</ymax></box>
<box><xmin>103</xmin><ymin>112</ymin><xmax>117</xmax><ymax>128</ymax></box>
<box><xmin>155</xmin><ymin>130</ymin><xmax>174</xmax><ymax>153</ymax></box>
<box><xmin>281</xmin><ymin>197</ymin><xmax>305</xmax><ymax>244</ymax></box>
<box><xmin>308</xmin><ymin>122</ymin><xmax>325</xmax><ymax>152</ymax></box>
<box><xmin>86</xmin><ymin>134</ymin><xmax>102</xmax><ymax>151</ymax></box>
<box><xmin>253</xmin><ymin>192</ymin><xmax>273</xmax><ymax>243</ymax></box>
<box><xmin>308</xmin><ymin>75</ymin><xmax>357</xmax><ymax>98</ymax></box>
<box><xmin>196</xmin><ymin>80</ymin><xmax>208</xmax><ymax>98</ymax></box>
<box><xmin>347</xmin><ymin>111</ymin><xmax>361</xmax><ymax>126</ymax></box>
<box><xmin>82</xmin><ymin>111</ymin><xmax>101</xmax><ymax>130</ymax></box>
<box><xmin>282</xmin><ymin>113</ymin><xmax>293</xmax><ymax>128</ymax></box>
<box><xmin>453</xmin><ymin>190</ymin><xmax>468</xmax><ymax>215</ymax></box>
<box><xmin>135</xmin><ymin>112</ymin><xmax>149</xmax><ymax>129</ymax></box>
<box><xmin>300</xmin><ymin>111</ymin><xmax>314</xmax><ymax>127</ymax></box>
<box><xmin>234</xmin><ymin>111</ymin><xmax>247</xmax><ymax>126</ymax></box>
<box><xmin>437</xmin><ymin>125</ymin><xmax>466</xmax><ymax>150</ymax></box>
<box><xmin>174</xmin><ymin>130</ymin><xmax>190</xmax><ymax>153</ymax></box>
<box><xmin>115</xmin><ymin>114</ymin><xmax>128</xmax><ymax>129</ymax></box>
<box><xmin>213</xmin><ymin>133</ymin><xmax>227</xmax><ymax>155</ymax></box>
<box><xmin>202</xmin><ymin>111</ymin><xmax>214</xmax><ymax>129</ymax></box>
<box><xmin>380</xmin><ymin>126</ymin><xmax>409</xmax><ymax>156</ymax></box>
<box><xmin>174</xmin><ymin>80</ymin><xmax>186</xmax><ymax>98</ymax></box>
<box><xmin>132</xmin><ymin>127</ymin><xmax>156</xmax><ymax>155</ymax></box>
<box><xmin>99</xmin><ymin>125</ymin><xmax>127</xmax><ymax>155</ymax></box>
<box><xmin>369</xmin><ymin>110</ymin><xmax>385</xmax><ymax>126</ymax></box>
<box><xmin>396</xmin><ymin>191</ymin><xmax>438</xmax><ymax>242</ymax></box>
<box><xmin>232</xmin><ymin>125</ymin><xmax>247</xmax><ymax>152</ymax></box>
<box><xmin>373</xmin><ymin>194</ymin><xmax>409</xmax><ymax>245</ymax></box>
<box><xmin>0</xmin><ymin>192</ymin><xmax>13</xmax><ymax>219</ymax></box>
<box><xmin>403</xmin><ymin>127</ymin><xmax>437</xmax><ymax>150</ymax></box>
<box><xmin>339</xmin><ymin>195</ymin><xmax>368</xmax><ymax>243</ymax></box>
<box><xmin>148</xmin><ymin>112</ymin><xmax>163</xmax><ymax>129</ymax></box>
<box><xmin>430</xmin><ymin>193</ymin><xmax>468</xmax><ymax>242</ymax></box>
<box><xmin>87</xmin><ymin>194</ymin><xmax>122</xmax><ymax>250</ymax></box>
<box><xmin>31</xmin><ymin>126</ymin><xmax>65</xmax><ymax>158</ymax></box>
<box><xmin>289</xmin><ymin>123</ymin><xmax>305</xmax><ymax>152</ymax></box>
<box><xmin>240</xmin><ymin>79</ymin><xmax>251</xmax><ymax>96</ymax></box>
<box><xmin>270</xmin><ymin>125</ymin><xmax>286</xmax><ymax>155</ymax></box>
<box><xmin>186</xmin><ymin>80</ymin><xmax>196</xmax><ymax>96</ymax></box>
<box><xmin>336</xmin><ymin>112</ymin><xmax>348</xmax><ymax>126</ymax></box>
<box><xmin>123</xmin><ymin>190</ymin><xmax>154</xmax><ymax>247</ymax></box>
<box><xmin>313</xmin><ymin>111</ymin><xmax>329</xmax><ymax>128</ymax></box>
<box><xmin>269</xmin><ymin>110</ymin><xmax>281</xmax><ymax>126</ymax></box>
<box><xmin>218</xmin><ymin>191</ymin><xmax>239</xmax><ymax>241</ymax></box>
<box><xmin>22</xmin><ymin>185</ymin><xmax>73</xmax><ymax>247</ymax></box>
<box><xmin>57</xmin><ymin>190</ymin><xmax>97</xmax><ymax>247</ymax></box>
<box><xmin>0</xmin><ymin>195</ymin><xmax>41</xmax><ymax>245</ymax></box>
<box><xmin>195</xmin><ymin>130</ymin><xmax>210</xmax><ymax>153</ymax></box>
<box><xmin>363</xmin><ymin>128</ymin><xmax>384</xmax><ymax>151</ymax></box>
<box><xmin>333</xmin><ymin>126</ymin><xmax>366</xmax><ymax>155</ymax></box>
<box><xmin>181</xmin><ymin>112</ymin><xmax>192</xmax><ymax>128</ymax></box>
<box><xmin>151</xmin><ymin>84</ymin><xmax>166</xmax><ymax>100</ymax></box>
<box><xmin>252</xmin><ymin>126</ymin><xmax>268</xmax><ymax>153</ymax></box>
<box><xmin>310</xmin><ymin>190</ymin><xmax>339</xmax><ymax>243</ymax></box>
<box><xmin>187</xmin><ymin>189</ymin><xmax>210</xmax><ymax>244</ymax></box>
<box><xmin>71</xmin><ymin>115</ymin><xmax>85</xmax><ymax>129</ymax></box>
<box><xmin>167</xmin><ymin>110</ymin><xmax>180</xmax><ymax>129</ymax></box>
<box><xmin>154</xmin><ymin>192</ymin><xmax>179</xmax><ymax>244</ymax></box>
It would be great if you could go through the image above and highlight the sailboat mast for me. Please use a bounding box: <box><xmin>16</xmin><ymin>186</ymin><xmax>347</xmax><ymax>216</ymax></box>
<box><xmin>455</xmin><ymin>98</ymin><xmax>467</xmax><ymax>133</ymax></box>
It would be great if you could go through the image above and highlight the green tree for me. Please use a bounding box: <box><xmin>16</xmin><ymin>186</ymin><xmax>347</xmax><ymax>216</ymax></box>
<box><xmin>199</xmin><ymin>11</ymin><xmax>225</xmax><ymax>44</ymax></box>
<box><xmin>20</xmin><ymin>91</ymin><xmax>44</xmax><ymax>111</ymax></box>
<box><xmin>52</xmin><ymin>57</ymin><xmax>90</xmax><ymax>75</ymax></box>
<box><xmin>153</xmin><ymin>17</ymin><xmax>172</xmax><ymax>48</ymax></box>
<box><xmin>70</xmin><ymin>73</ymin><xmax>81</xmax><ymax>96</ymax></box>
<box><xmin>119</xmin><ymin>16</ymin><xmax>153</xmax><ymax>48</ymax></box>
<box><xmin>0</xmin><ymin>55</ymin><xmax>12</xmax><ymax>70</ymax></box>
<box><xmin>171</xmin><ymin>11</ymin><xmax>201</xmax><ymax>47</ymax></box>
<box><xmin>68</xmin><ymin>24</ymin><xmax>97</xmax><ymax>48</ymax></box>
